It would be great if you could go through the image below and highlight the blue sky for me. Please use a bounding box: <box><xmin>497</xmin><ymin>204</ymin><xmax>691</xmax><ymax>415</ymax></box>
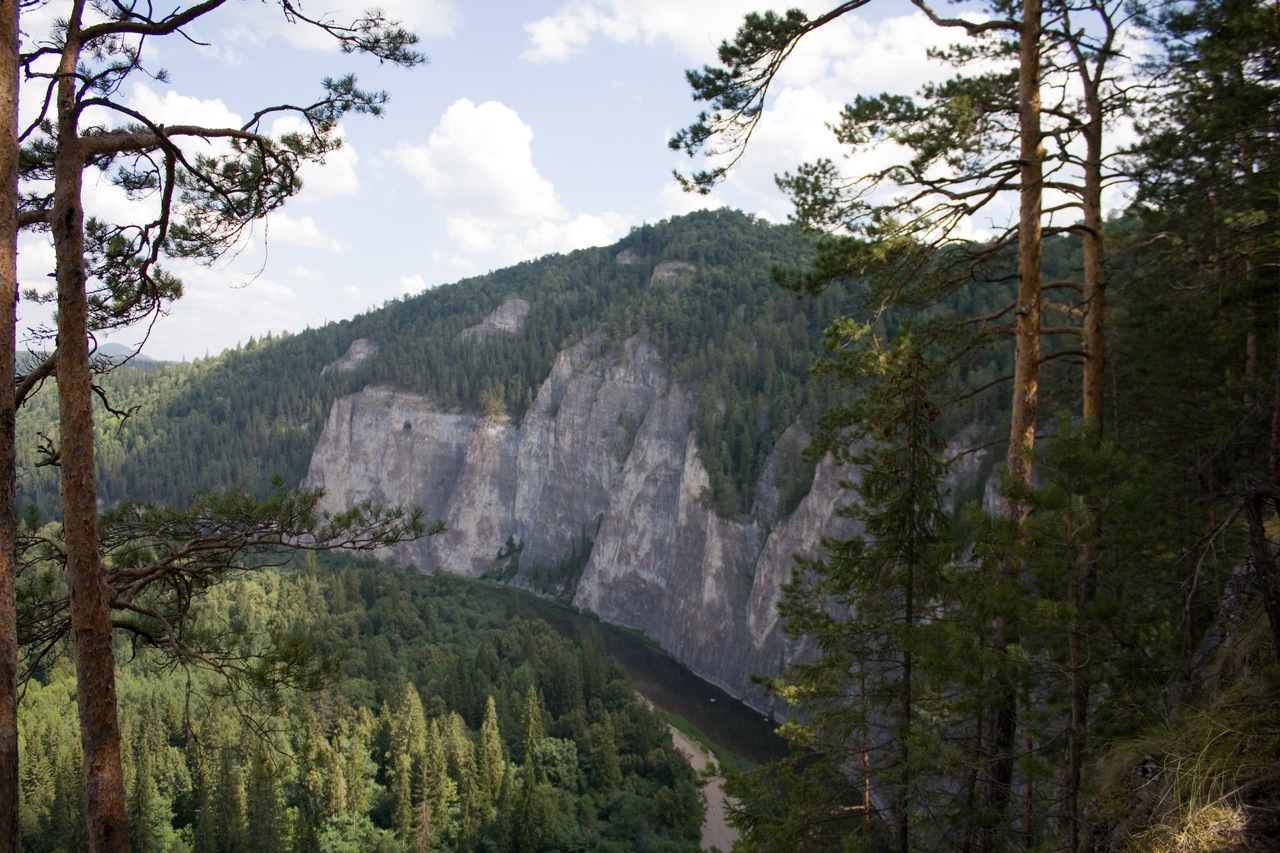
<box><xmin>15</xmin><ymin>0</ymin><xmax>1006</xmax><ymax>361</ymax></box>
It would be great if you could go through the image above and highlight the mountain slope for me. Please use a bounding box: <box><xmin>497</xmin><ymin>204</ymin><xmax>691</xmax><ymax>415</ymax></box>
<box><xmin>19</xmin><ymin>210</ymin><xmax>854</xmax><ymax>520</ymax></box>
<box><xmin>17</xmin><ymin>211</ymin><xmax>889</xmax><ymax>705</ymax></box>
<box><xmin>302</xmin><ymin>329</ymin><xmax>858</xmax><ymax>710</ymax></box>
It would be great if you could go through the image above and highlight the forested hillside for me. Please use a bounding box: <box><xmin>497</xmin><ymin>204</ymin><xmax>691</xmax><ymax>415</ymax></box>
<box><xmin>18</xmin><ymin>557</ymin><xmax>702</xmax><ymax>852</ymax></box>
<box><xmin>17</xmin><ymin>208</ymin><xmax>1063</xmax><ymax>523</ymax></box>
<box><xmin>10</xmin><ymin>0</ymin><xmax>1279</xmax><ymax>848</ymax></box>
<box><xmin>21</xmin><ymin>210</ymin><xmax>839</xmax><ymax>519</ymax></box>
<box><xmin>13</xmin><ymin>191</ymin><xmax>1277</xmax><ymax>852</ymax></box>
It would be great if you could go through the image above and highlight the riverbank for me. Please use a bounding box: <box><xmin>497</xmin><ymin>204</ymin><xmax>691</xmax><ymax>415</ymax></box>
<box><xmin>668</xmin><ymin>725</ymin><xmax>738</xmax><ymax>852</ymax></box>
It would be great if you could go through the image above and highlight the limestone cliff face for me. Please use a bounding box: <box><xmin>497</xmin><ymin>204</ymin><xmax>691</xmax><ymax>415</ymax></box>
<box><xmin>303</xmin><ymin>334</ymin><xmax>855</xmax><ymax>711</ymax></box>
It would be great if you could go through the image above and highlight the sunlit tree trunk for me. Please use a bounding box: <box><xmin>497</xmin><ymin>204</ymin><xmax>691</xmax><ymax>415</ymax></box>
<box><xmin>1009</xmin><ymin>0</ymin><xmax>1044</xmax><ymax>500</ymax></box>
<box><xmin>985</xmin><ymin>0</ymin><xmax>1043</xmax><ymax>848</ymax></box>
<box><xmin>53</xmin><ymin>8</ymin><xmax>130</xmax><ymax>850</ymax></box>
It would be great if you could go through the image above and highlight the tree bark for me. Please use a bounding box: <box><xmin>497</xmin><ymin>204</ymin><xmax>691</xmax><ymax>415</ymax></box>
<box><xmin>1070</xmin><ymin>50</ymin><xmax>1109</xmax><ymax>853</ymax></box>
<box><xmin>0</xmin><ymin>1</ymin><xmax>19</xmax><ymax>848</ymax></box>
<box><xmin>1009</xmin><ymin>0</ymin><xmax>1044</xmax><ymax>494</ymax></box>
<box><xmin>1243</xmin><ymin>483</ymin><xmax>1280</xmax><ymax>668</ymax></box>
<box><xmin>1080</xmin><ymin>68</ymin><xmax>1107</xmax><ymax>434</ymax></box>
<box><xmin>984</xmin><ymin>0</ymin><xmax>1043</xmax><ymax>848</ymax></box>
<box><xmin>54</xmin><ymin>7</ymin><xmax>131</xmax><ymax>850</ymax></box>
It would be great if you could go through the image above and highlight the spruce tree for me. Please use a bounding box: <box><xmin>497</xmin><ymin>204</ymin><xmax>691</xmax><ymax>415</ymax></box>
<box><xmin>478</xmin><ymin>695</ymin><xmax>506</xmax><ymax>811</ymax></box>
<box><xmin>732</xmin><ymin>326</ymin><xmax>962</xmax><ymax>851</ymax></box>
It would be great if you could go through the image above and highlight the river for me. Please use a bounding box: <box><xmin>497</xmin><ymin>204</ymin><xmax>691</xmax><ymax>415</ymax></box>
<box><xmin>480</xmin><ymin>584</ymin><xmax>789</xmax><ymax>850</ymax></box>
<box><xmin>481</xmin><ymin>583</ymin><xmax>788</xmax><ymax>768</ymax></box>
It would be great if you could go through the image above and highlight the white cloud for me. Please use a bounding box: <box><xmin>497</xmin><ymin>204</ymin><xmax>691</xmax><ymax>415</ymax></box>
<box><xmin>430</xmin><ymin>252</ymin><xmax>481</xmax><ymax>277</ymax></box>
<box><xmin>288</xmin><ymin>266</ymin><xmax>325</xmax><ymax>281</ymax></box>
<box><xmin>519</xmin><ymin>213</ymin><xmax>631</xmax><ymax>258</ymax></box>
<box><xmin>42</xmin><ymin>87</ymin><xmax>244</xmax><ymax>234</ymax></box>
<box><xmin>656</xmin><ymin>180</ymin><xmax>724</xmax><ymax>220</ymax></box>
<box><xmin>343</xmin><ymin>286</ymin><xmax>362</xmax><ymax>301</ymax></box>
<box><xmin>396</xmin><ymin>99</ymin><xmax>565</xmax><ymax>230</ymax></box>
<box><xmin>125</xmin><ymin>83</ymin><xmax>241</xmax><ymax>125</ymax></box>
<box><xmin>192</xmin><ymin>24</ymin><xmax>264</xmax><ymax>67</ymax></box>
<box><xmin>16</xmin><ymin>238</ymin><xmax>53</xmax><ymax>288</ymax></box>
<box><xmin>521</xmin><ymin>1</ymin><xmax>617</xmax><ymax>63</ymax></box>
<box><xmin>521</xmin><ymin>0</ymin><xmax>995</xmax><ymax>71</ymax></box>
<box><xmin>15</xmin><ymin>238</ymin><xmax>56</xmax><ymax>344</ymax></box>
<box><xmin>78</xmin><ymin>165</ymin><xmax>161</xmax><ymax>230</ymax></box>
<box><xmin>114</xmin><ymin>91</ymin><xmax>361</xmax><ymax>202</ymax></box>
<box><xmin>521</xmin><ymin>0</ymin><xmax>752</xmax><ymax>63</ymax></box>
<box><xmin>276</xmin><ymin>0</ymin><xmax>460</xmax><ymax>53</ymax></box>
<box><xmin>272</xmin><ymin>116</ymin><xmax>361</xmax><ymax>201</ymax></box>
<box><xmin>136</xmin><ymin>263</ymin><xmax>303</xmax><ymax>359</ymax></box>
<box><xmin>201</xmin><ymin>0</ymin><xmax>461</xmax><ymax>64</ymax></box>
<box><xmin>399</xmin><ymin>274</ymin><xmax>428</xmax><ymax>295</ymax></box>
<box><xmin>529</xmin><ymin>2</ymin><xmax>992</xmax><ymax>221</ymax></box>
<box><xmin>653</xmin><ymin>8</ymin><xmax>1008</xmax><ymax>227</ymax></box>
<box><xmin>301</xmin><ymin>140</ymin><xmax>361</xmax><ymax>199</ymax></box>
<box><xmin>170</xmin><ymin>264</ymin><xmax>296</xmax><ymax>320</ymax></box>
<box><xmin>122</xmin><ymin>84</ymin><xmax>244</xmax><ymax>161</ymax></box>
<box><xmin>394</xmin><ymin>100</ymin><xmax>633</xmax><ymax>265</ymax></box>
<box><xmin>265</xmin><ymin>212</ymin><xmax>349</xmax><ymax>252</ymax></box>
<box><xmin>189</xmin><ymin>266</ymin><xmax>296</xmax><ymax>306</ymax></box>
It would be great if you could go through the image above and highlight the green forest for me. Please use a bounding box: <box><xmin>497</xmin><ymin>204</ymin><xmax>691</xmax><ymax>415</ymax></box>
<box><xmin>15</xmin><ymin>210</ymin><xmax>854</xmax><ymax>523</ymax></box>
<box><xmin>18</xmin><ymin>558</ymin><xmax>702</xmax><ymax>853</ymax></box>
<box><xmin>4</xmin><ymin>0</ymin><xmax>1280</xmax><ymax>852</ymax></box>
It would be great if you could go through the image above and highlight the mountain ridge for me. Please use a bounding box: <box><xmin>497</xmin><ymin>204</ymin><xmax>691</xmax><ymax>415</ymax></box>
<box><xmin>15</xmin><ymin>208</ymin><xmax>1010</xmax><ymax>707</ymax></box>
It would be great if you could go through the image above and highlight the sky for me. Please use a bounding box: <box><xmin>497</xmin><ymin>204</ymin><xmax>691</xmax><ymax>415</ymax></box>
<box><xmin>15</xmin><ymin>0</ymin><xmax>1015</xmax><ymax>362</ymax></box>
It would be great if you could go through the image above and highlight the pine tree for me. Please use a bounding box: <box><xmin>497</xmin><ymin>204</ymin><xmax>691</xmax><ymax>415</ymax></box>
<box><xmin>422</xmin><ymin>718</ymin><xmax>456</xmax><ymax>848</ymax></box>
<box><xmin>11</xmin><ymin>6</ymin><xmax>424</xmax><ymax>848</ymax></box>
<box><xmin>673</xmin><ymin>3</ymin><xmax>1145</xmax><ymax>844</ymax></box>
<box><xmin>520</xmin><ymin>684</ymin><xmax>547</xmax><ymax>763</ymax></box>
<box><xmin>213</xmin><ymin>747</ymin><xmax>247</xmax><ymax>853</ymax></box>
<box><xmin>587</xmin><ymin>712</ymin><xmax>622</xmax><ymax>795</ymax></box>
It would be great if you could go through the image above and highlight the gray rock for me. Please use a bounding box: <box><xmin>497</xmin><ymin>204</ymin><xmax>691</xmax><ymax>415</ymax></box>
<box><xmin>302</xmin><ymin>333</ymin><xmax>858</xmax><ymax>713</ymax></box>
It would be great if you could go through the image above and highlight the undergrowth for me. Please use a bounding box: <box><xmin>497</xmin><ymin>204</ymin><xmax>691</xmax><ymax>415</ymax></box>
<box><xmin>1088</xmin><ymin>648</ymin><xmax>1280</xmax><ymax>852</ymax></box>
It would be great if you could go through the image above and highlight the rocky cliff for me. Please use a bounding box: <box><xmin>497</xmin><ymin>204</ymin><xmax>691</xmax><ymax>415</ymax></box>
<box><xmin>303</xmin><ymin>316</ymin><xmax>857</xmax><ymax>712</ymax></box>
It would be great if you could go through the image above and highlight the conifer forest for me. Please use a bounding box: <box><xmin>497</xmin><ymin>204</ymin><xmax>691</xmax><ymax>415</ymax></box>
<box><xmin>4</xmin><ymin>1</ymin><xmax>1280</xmax><ymax>852</ymax></box>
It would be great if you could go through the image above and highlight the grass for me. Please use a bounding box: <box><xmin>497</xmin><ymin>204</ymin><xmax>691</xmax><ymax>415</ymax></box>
<box><xmin>662</xmin><ymin>709</ymin><xmax>745</xmax><ymax>776</ymax></box>
<box><xmin>1089</xmin><ymin>661</ymin><xmax>1280</xmax><ymax>852</ymax></box>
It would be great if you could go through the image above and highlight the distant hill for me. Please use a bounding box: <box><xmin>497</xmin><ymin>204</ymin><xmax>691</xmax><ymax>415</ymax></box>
<box><xmin>17</xmin><ymin>342</ymin><xmax>155</xmax><ymax>374</ymax></box>
<box><xmin>96</xmin><ymin>341</ymin><xmax>156</xmax><ymax>363</ymax></box>
<box><xmin>14</xmin><ymin>208</ymin><xmax>1019</xmax><ymax>522</ymax></box>
<box><xmin>13</xmin><ymin>212</ymin><xmax>812</xmax><ymax>515</ymax></box>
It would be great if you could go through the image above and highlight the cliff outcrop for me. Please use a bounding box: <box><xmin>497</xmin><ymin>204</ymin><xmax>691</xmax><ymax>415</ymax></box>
<box><xmin>303</xmin><ymin>332</ymin><xmax>856</xmax><ymax>711</ymax></box>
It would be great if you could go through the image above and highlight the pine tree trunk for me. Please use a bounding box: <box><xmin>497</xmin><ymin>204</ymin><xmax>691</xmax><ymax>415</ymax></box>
<box><xmin>54</xmin><ymin>15</ymin><xmax>131</xmax><ymax>851</ymax></box>
<box><xmin>0</xmin><ymin>1</ymin><xmax>19</xmax><ymax>847</ymax></box>
<box><xmin>1081</xmin><ymin>79</ymin><xmax>1107</xmax><ymax>433</ymax></box>
<box><xmin>1007</xmin><ymin>2</ymin><xmax>1044</xmax><ymax>499</ymax></box>
<box><xmin>1071</xmin><ymin>63</ymin><xmax>1109</xmax><ymax>853</ymax></box>
<box><xmin>984</xmin><ymin>0</ymin><xmax>1043</xmax><ymax>848</ymax></box>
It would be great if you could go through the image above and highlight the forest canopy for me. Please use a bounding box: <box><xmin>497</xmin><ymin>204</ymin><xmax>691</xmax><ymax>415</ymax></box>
<box><xmin>17</xmin><ymin>557</ymin><xmax>703</xmax><ymax>853</ymax></box>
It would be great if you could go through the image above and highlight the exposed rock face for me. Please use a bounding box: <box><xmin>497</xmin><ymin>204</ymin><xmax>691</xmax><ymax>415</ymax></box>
<box><xmin>650</xmin><ymin>260</ymin><xmax>697</xmax><ymax>292</ymax></box>
<box><xmin>303</xmin><ymin>334</ymin><xmax>856</xmax><ymax>712</ymax></box>
<box><xmin>321</xmin><ymin>337</ymin><xmax>378</xmax><ymax>375</ymax></box>
<box><xmin>459</xmin><ymin>298</ymin><xmax>530</xmax><ymax>341</ymax></box>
